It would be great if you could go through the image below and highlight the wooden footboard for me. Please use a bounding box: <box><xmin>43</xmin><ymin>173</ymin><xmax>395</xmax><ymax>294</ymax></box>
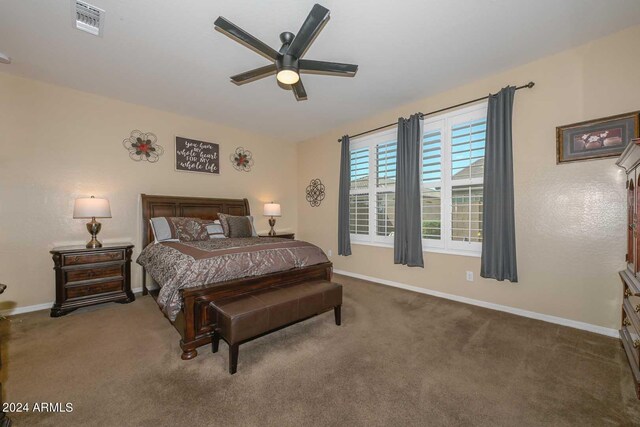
<box><xmin>162</xmin><ymin>262</ymin><xmax>333</xmax><ymax>360</ymax></box>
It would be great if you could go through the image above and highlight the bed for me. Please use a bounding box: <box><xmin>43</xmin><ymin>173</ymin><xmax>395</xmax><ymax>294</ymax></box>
<box><xmin>139</xmin><ymin>194</ymin><xmax>333</xmax><ymax>360</ymax></box>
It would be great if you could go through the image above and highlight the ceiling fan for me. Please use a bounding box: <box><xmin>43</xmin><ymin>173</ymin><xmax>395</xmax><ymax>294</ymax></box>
<box><xmin>214</xmin><ymin>4</ymin><xmax>358</xmax><ymax>101</ymax></box>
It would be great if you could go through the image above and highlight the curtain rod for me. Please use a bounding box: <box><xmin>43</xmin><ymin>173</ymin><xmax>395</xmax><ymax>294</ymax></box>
<box><xmin>337</xmin><ymin>81</ymin><xmax>535</xmax><ymax>142</ymax></box>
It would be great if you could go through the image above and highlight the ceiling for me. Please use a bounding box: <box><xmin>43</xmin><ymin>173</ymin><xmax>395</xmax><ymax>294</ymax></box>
<box><xmin>2</xmin><ymin>0</ymin><xmax>640</xmax><ymax>142</ymax></box>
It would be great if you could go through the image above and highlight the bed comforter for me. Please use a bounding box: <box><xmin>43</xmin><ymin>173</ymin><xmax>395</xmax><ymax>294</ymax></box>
<box><xmin>136</xmin><ymin>237</ymin><xmax>329</xmax><ymax>320</ymax></box>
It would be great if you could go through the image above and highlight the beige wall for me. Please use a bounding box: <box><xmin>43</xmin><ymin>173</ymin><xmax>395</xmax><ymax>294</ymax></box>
<box><xmin>0</xmin><ymin>72</ymin><xmax>298</xmax><ymax>311</ymax></box>
<box><xmin>297</xmin><ymin>25</ymin><xmax>640</xmax><ymax>330</ymax></box>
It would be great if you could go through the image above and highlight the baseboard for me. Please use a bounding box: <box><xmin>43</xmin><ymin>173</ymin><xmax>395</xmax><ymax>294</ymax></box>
<box><xmin>0</xmin><ymin>302</ymin><xmax>52</xmax><ymax>317</ymax></box>
<box><xmin>0</xmin><ymin>286</ymin><xmax>145</xmax><ymax>317</ymax></box>
<box><xmin>333</xmin><ymin>269</ymin><xmax>619</xmax><ymax>338</ymax></box>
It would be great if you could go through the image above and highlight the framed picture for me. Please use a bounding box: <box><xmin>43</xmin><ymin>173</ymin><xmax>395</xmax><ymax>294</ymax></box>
<box><xmin>175</xmin><ymin>136</ymin><xmax>219</xmax><ymax>174</ymax></box>
<box><xmin>556</xmin><ymin>112</ymin><xmax>639</xmax><ymax>164</ymax></box>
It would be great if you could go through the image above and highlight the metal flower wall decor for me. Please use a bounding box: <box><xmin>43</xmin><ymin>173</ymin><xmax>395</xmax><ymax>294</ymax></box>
<box><xmin>306</xmin><ymin>178</ymin><xmax>325</xmax><ymax>207</ymax></box>
<box><xmin>122</xmin><ymin>130</ymin><xmax>164</xmax><ymax>163</ymax></box>
<box><xmin>230</xmin><ymin>147</ymin><xmax>254</xmax><ymax>172</ymax></box>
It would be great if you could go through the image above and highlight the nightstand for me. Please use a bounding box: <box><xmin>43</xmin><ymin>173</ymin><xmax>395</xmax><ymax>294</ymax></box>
<box><xmin>258</xmin><ymin>232</ymin><xmax>295</xmax><ymax>239</ymax></box>
<box><xmin>50</xmin><ymin>243</ymin><xmax>135</xmax><ymax>317</ymax></box>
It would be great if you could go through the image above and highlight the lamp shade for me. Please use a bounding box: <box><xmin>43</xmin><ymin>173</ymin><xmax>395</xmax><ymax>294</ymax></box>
<box><xmin>263</xmin><ymin>203</ymin><xmax>281</xmax><ymax>217</ymax></box>
<box><xmin>73</xmin><ymin>197</ymin><xmax>112</xmax><ymax>219</ymax></box>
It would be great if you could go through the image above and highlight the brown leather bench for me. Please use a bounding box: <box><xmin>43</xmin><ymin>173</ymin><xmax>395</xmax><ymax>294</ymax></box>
<box><xmin>210</xmin><ymin>280</ymin><xmax>342</xmax><ymax>374</ymax></box>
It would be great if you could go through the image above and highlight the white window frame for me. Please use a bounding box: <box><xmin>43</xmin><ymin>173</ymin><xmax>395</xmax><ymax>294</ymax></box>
<box><xmin>349</xmin><ymin>103</ymin><xmax>487</xmax><ymax>257</ymax></box>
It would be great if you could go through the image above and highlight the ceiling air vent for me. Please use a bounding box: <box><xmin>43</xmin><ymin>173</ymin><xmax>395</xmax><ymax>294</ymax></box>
<box><xmin>73</xmin><ymin>0</ymin><xmax>105</xmax><ymax>36</ymax></box>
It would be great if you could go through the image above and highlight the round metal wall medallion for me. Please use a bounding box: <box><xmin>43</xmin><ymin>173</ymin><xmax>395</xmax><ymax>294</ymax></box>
<box><xmin>230</xmin><ymin>147</ymin><xmax>254</xmax><ymax>172</ymax></box>
<box><xmin>123</xmin><ymin>130</ymin><xmax>163</xmax><ymax>163</ymax></box>
<box><xmin>306</xmin><ymin>178</ymin><xmax>325</xmax><ymax>207</ymax></box>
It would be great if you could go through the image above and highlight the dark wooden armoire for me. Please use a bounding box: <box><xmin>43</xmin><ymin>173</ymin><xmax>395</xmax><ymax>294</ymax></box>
<box><xmin>616</xmin><ymin>137</ymin><xmax>640</xmax><ymax>399</ymax></box>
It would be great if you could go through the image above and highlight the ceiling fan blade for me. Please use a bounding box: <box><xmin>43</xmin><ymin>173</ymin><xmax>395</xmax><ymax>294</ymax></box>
<box><xmin>299</xmin><ymin>59</ymin><xmax>358</xmax><ymax>76</ymax></box>
<box><xmin>230</xmin><ymin>64</ymin><xmax>277</xmax><ymax>85</ymax></box>
<box><xmin>292</xmin><ymin>79</ymin><xmax>308</xmax><ymax>101</ymax></box>
<box><xmin>286</xmin><ymin>4</ymin><xmax>330</xmax><ymax>59</ymax></box>
<box><xmin>214</xmin><ymin>16</ymin><xmax>279</xmax><ymax>61</ymax></box>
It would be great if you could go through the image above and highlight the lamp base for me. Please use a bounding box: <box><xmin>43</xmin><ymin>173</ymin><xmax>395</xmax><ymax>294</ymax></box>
<box><xmin>86</xmin><ymin>218</ymin><xmax>103</xmax><ymax>248</ymax></box>
<box><xmin>268</xmin><ymin>217</ymin><xmax>276</xmax><ymax>236</ymax></box>
<box><xmin>86</xmin><ymin>238</ymin><xmax>102</xmax><ymax>249</ymax></box>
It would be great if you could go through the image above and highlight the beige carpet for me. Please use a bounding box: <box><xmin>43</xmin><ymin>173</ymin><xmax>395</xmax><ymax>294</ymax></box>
<box><xmin>1</xmin><ymin>274</ymin><xmax>639</xmax><ymax>426</ymax></box>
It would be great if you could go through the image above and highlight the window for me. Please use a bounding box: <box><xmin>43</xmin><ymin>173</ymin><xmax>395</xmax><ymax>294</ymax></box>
<box><xmin>375</xmin><ymin>141</ymin><xmax>396</xmax><ymax>238</ymax></box>
<box><xmin>349</xmin><ymin>103</ymin><xmax>487</xmax><ymax>256</ymax></box>
<box><xmin>349</xmin><ymin>147</ymin><xmax>370</xmax><ymax>235</ymax></box>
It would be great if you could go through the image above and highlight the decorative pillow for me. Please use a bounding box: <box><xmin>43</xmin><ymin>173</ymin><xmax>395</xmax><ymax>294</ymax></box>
<box><xmin>149</xmin><ymin>217</ymin><xmax>179</xmax><ymax>243</ymax></box>
<box><xmin>218</xmin><ymin>214</ymin><xmax>258</xmax><ymax>238</ymax></box>
<box><xmin>206</xmin><ymin>221</ymin><xmax>226</xmax><ymax>239</ymax></box>
<box><xmin>165</xmin><ymin>217</ymin><xmax>211</xmax><ymax>242</ymax></box>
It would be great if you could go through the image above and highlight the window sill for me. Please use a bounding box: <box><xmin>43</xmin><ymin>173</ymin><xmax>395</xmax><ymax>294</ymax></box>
<box><xmin>350</xmin><ymin>240</ymin><xmax>481</xmax><ymax>258</ymax></box>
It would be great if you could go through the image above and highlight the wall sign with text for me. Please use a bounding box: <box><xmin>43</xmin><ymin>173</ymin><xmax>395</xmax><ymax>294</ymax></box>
<box><xmin>175</xmin><ymin>137</ymin><xmax>219</xmax><ymax>174</ymax></box>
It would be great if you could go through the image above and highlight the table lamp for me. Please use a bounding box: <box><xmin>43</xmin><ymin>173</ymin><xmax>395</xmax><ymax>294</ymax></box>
<box><xmin>73</xmin><ymin>196</ymin><xmax>112</xmax><ymax>248</ymax></box>
<box><xmin>263</xmin><ymin>202</ymin><xmax>281</xmax><ymax>236</ymax></box>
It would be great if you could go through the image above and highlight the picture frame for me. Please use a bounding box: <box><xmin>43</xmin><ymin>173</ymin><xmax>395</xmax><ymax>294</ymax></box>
<box><xmin>556</xmin><ymin>112</ymin><xmax>639</xmax><ymax>164</ymax></box>
<box><xmin>175</xmin><ymin>136</ymin><xmax>220</xmax><ymax>174</ymax></box>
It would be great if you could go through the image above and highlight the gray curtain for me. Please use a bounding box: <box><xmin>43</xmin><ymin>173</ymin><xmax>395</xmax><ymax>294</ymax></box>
<box><xmin>338</xmin><ymin>135</ymin><xmax>352</xmax><ymax>256</ymax></box>
<box><xmin>394</xmin><ymin>114</ymin><xmax>424</xmax><ymax>267</ymax></box>
<box><xmin>481</xmin><ymin>86</ymin><xmax>518</xmax><ymax>282</ymax></box>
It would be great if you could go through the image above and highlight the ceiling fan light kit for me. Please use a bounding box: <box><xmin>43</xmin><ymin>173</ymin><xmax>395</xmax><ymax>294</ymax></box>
<box><xmin>276</xmin><ymin>47</ymin><xmax>300</xmax><ymax>85</ymax></box>
<box><xmin>214</xmin><ymin>4</ymin><xmax>358</xmax><ymax>101</ymax></box>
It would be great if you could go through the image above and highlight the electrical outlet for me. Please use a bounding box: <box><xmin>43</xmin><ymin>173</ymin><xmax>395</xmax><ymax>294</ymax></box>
<box><xmin>327</xmin><ymin>249</ymin><xmax>333</xmax><ymax>257</ymax></box>
<box><xmin>466</xmin><ymin>271</ymin><xmax>474</xmax><ymax>282</ymax></box>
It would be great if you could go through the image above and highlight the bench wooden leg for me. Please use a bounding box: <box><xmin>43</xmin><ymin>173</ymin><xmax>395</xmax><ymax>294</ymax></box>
<box><xmin>211</xmin><ymin>331</ymin><xmax>220</xmax><ymax>354</ymax></box>
<box><xmin>229</xmin><ymin>343</ymin><xmax>239</xmax><ymax>375</ymax></box>
<box><xmin>334</xmin><ymin>305</ymin><xmax>341</xmax><ymax>326</ymax></box>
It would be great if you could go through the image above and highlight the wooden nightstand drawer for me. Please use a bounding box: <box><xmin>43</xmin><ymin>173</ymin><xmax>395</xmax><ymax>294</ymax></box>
<box><xmin>65</xmin><ymin>264</ymin><xmax>122</xmax><ymax>283</ymax></box>
<box><xmin>66</xmin><ymin>279</ymin><xmax>124</xmax><ymax>299</ymax></box>
<box><xmin>63</xmin><ymin>250</ymin><xmax>124</xmax><ymax>266</ymax></box>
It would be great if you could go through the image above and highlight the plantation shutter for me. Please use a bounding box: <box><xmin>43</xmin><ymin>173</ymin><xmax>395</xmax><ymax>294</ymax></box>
<box><xmin>450</xmin><ymin>118</ymin><xmax>486</xmax><ymax>244</ymax></box>
<box><xmin>349</xmin><ymin>147</ymin><xmax>370</xmax><ymax>235</ymax></box>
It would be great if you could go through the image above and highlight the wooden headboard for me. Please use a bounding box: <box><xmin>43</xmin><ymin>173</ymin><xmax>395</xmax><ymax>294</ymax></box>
<box><xmin>141</xmin><ymin>194</ymin><xmax>250</xmax><ymax>249</ymax></box>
